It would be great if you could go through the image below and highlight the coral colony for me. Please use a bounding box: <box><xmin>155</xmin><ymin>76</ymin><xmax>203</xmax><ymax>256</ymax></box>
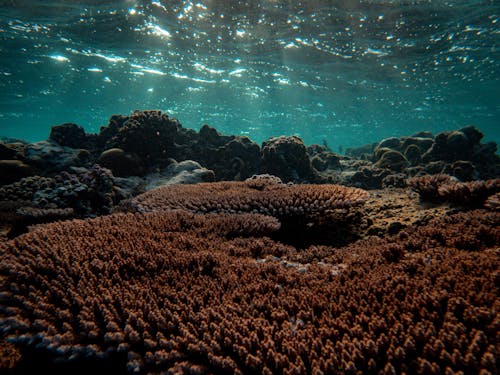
<box><xmin>0</xmin><ymin>110</ymin><xmax>499</xmax><ymax>374</ymax></box>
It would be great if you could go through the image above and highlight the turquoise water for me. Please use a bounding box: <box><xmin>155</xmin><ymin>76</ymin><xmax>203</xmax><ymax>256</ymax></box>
<box><xmin>0</xmin><ymin>0</ymin><xmax>498</xmax><ymax>150</ymax></box>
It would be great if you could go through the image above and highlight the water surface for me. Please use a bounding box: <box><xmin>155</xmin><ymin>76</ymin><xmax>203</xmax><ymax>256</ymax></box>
<box><xmin>0</xmin><ymin>0</ymin><xmax>498</xmax><ymax>149</ymax></box>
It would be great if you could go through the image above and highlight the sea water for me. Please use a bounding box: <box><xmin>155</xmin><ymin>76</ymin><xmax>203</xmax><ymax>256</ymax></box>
<box><xmin>0</xmin><ymin>0</ymin><xmax>498</xmax><ymax>150</ymax></box>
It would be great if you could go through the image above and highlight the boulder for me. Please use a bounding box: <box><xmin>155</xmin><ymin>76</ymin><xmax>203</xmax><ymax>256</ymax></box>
<box><xmin>0</xmin><ymin>160</ymin><xmax>33</xmax><ymax>185</ymax></box>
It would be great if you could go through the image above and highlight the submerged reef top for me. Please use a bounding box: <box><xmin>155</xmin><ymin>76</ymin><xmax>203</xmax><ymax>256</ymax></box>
<box><xmin>0</xmin><ymin>110</ymin><xmax>498</xmax><ymax>374</ymax></box>
<box><xmin>0</xmin><ymin>110</ymin><xmax>499</xmax><ymax>240</ymax></box>
<box><xmin>1</xmin><ymin>204</ymin><xmax>499</xmax><ymax>374</ymax></box>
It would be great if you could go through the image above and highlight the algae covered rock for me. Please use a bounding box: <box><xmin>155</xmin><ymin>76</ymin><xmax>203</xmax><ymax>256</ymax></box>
<box><xmin>49</xmin><ymin>123</ymin><xmax>88</xmax><ymax>149</ymax></box>
<box><xmin>23</xmin><ymin>141</ymin><xmax>91</xmax><ymax>173</ymax></box>
<box><xmin>374</xmin><ymin>150</ymin><xmax>409</xmax><ymax>172</ymax></box>
<box><xmin>97</xmin><ymin>148</ymin><xmax>144</xmax><ymax>177</ymax></box>
<box><xmin>0</xmin><ymin>160</ymin><xmax>33</xmax><ymax>185</ymax></box>
<box><xmin>307</xmin><ymin>144</ymin><xmax>341</xmax><ymax>172</ymax></box>
<box><xmin>260</xmin><ymin>136</ymin><xmax>316</xmax><ymax>182</ymax></box>
<box><xmin>99</xmin><ymin>110</ymin><xmax>179</xmax><ymax>163</ymax></box>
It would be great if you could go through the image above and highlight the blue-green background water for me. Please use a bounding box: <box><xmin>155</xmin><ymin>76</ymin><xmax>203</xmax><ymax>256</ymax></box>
<box><xmin>0</xmin><ymin>0</ymin><xmax>498</xmax><ymax>150</ymax></box>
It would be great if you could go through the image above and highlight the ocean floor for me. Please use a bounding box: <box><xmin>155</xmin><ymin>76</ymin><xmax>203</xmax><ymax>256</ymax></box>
<box><xmin>0</xmin><ymin>110</ymin><xmax>499</xmax><ymax>374</ymax></box>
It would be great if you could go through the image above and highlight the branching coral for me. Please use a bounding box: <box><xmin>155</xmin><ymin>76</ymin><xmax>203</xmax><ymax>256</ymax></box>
<box><xmin>485</xmin><ymin>192</ymin><xmax>500</xmax><ymax>211</ymax></box>
<box><xmin>408</xmin><ymin>174</ymin><xmax>500</xmax><ymax>206</ymax></box>
<box><xmin>126</xmin><ymin>177</ymin><xmax>369</xmax><ymax>219</ymax></box>
<box><xmin>1</xmin><ymin>208</ymin><xmax>498</xmax><ymax>374</ymax></box>
<box><xmin>407</xmin><ymin>174</ymin><xmax>456</xmax><ymax>202</ymax></box>
<box><xmin>0</xmin><ymin>165</ymin><xmax>114</xmax><ymax>219</ymax></box>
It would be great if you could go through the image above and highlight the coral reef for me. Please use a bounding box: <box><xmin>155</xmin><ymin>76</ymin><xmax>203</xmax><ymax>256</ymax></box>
<box><xmin>307</xmin><ymin>144</ymin><xmax>341</xmax><ymax>172</ymax></box>
<box><xmin>22</xmin><ymin>141</ymin><xmax>91</xmax><ymax>174</ymax></box>
<box><xmin>99</xmin><ymin>110</ymin><xmax>180</xmax><ymax>164</ymax></box>
<box><xmin>374</xmin><ymin>149</ymin><xmax>409</xmax><ymax>172</ymax></box>
<box><xmin>408</xmin><ymin>174</ymin><xmax>500</xmax><ymax>206</ymax></box>
<box><xmin>1</xmin><ymin>208</ymin><xmax>498</xmax><ymax>374</ymax></box>
<box><xmin>125</xmin><ymin>176</ymin><xmax>369</xmax><ymax>219</ymax></box>
<box><xmin>1</xmin><ymin>110</ymin><xmax>498</xmax><ymax>374</ymax></box>
<box><xmin>485</xmin><ymin>192</ymin><xmax>500</xmax><ymax>211</ymax></box>
<box><xmin>123</xmin><ymin>176</ymin><xmax>370</xmax><ymax>247</ymax></box>
<box><xmin>0</xmin><ymin>160</ymin><xmax>33</xmax><ymax>185</ymax></box>
<box><xmin>49</xmin><ymin>123</ymin><xmax>90</xmax><ymax>149</ymax></box>
<box><xmin>407</xmin><ymin>174</ymin><xmax>457</xmax><ymax>202</ymax></box>
<box><xmin>341</xmin><ymin>126</ymin><xmax>499</xmax><ymax>189</ymax></box>
<box><xmin>184</xmin><ymin>125</ymin><xmax>261</xmax><ymax>181</ymax></box>
<box><xmin>260</xmin><ymin>136</ymin><xmax>317</xmax><ymax>182</ymax></box>
<box><xmin>97</xmin><ymin>148</ymin><xmax>144</xmax><ymax>177</ymax></box>
<box><xmin>143</xmin><ymin>160</ymin><xmax>215</xmax><ymax>190</ymax></box>
<box><xmin>4</xmin><ymin>111</ymin><xmax>493</xmax><ymax>191</ymax></box>
<box><xmin>0</xmin><ymin>165</ymin><xmax>115</xmax><ymax>237</ymax></box>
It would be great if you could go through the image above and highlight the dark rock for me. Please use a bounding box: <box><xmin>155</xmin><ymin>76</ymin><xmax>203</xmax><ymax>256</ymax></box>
<box><xmin>0</xmin><ymin>142</ymin><xmax>17</xmax><ymax>159</ymax></box>
<box><xmin>446</xmin><ymin>131</ymin><xmax>469</xmax><ymax>153</ymax></box>
<box><xmin>374</xmin><ymin>150</ymin><xmax>409</xmax><ymax>172</ymax></box>
<box><xmin>373</xmin><ymin>147</ymin><xmax>392</xmax><ymax>161</ymax></box>
<box><xmin>343</xmin><ymin>167</ymin><xmax>390</xmax><ymax>190</ymax></box>
<box><xmin>424</xmin><ymin>161</ymin><xmax>446</xmax><ymax>175</ymax></box>
<box><xmin>221</xmin><ymin>137</ymin><xmax>260</xmax><ymax>180</ymax></box>
<box><xmin>97</xmin><ymin>114</ymin><xmax>128</xmax><ymax>149</ymax></box>
<box><xmin>460</xmin><ymin>125</ymin><xmax>483</xmax><ymax>145</ymax></box>
<box><xmin>404</xmin><ymin>144</ymin><xmax>422</xmax><ymax>166</ymax></box>
<box><xmin>420</xmin><ymin>126</ymin><xmax>499</xmax><ymax>179</ymax></box>
<box><xmin>387</xmin><ymin>221</ymin><xmax>406</xmax><ymax>235</ymax></box>
<box><xmin>311</xmin><ymin>155</ymin><xmax>329</xmax><ymax>171</ymax></box>
<box><xmin>99</xmin><ymin>110</ymin><xmax>179</xmax><ymax>163</ymax></box>
<box><xmin>470</xmin><ymin>141</ymin><xmax>500</xmax><ymax>179</ymax></box>
<box><xmin>57</xmin><ymin>165</ymin><xmax>115</xmax><ymax>215</ymax></box>
<box><xmin>260</xmin><ymin>136</ymin><xmax>316</xmax><ymax>182</ymax></box>
<box><xmin>308</xmin><ymin>144</ymin><xmax>341</xmax><ymax>172</ymax></box>
<box><xmin>0</xmin><ymin>165</ymin><xmax>115</xmax><ymax>221</ymax></box>
<box><xmin>377</xmin><ymin>137</ymin><xmax>401</xmax><ymax>150</ymax></box>
<box><xmin>112</xmin><ymin>176</ymin><xmax>144</xmax><ymax>202</ymax></box>
<box><xmin>382</xmin><ymin>174</ymin><xmax>407</xmax><ymax>188</ymax></box>
<box><xmin>144</xmin><ymin>160</ymin><xmax>215</xmax><ymax>190</ymax></box>
<box><xmin>345</xmin><ymin>143</ymin><xmax>377</xmax><ymax>159</ymax></box>
<box><xmin>49</xmin><ymin>123</ymin><xmax>88</xmax><ymax>149</ymax></box>
<box><xmin>23</xmin><ymin>141</ymin><xmax>90</xmax><ymax>173</ymax></box>
<box><xmin>307</xmin><ymin>144</ymin><xmax>329</xmax><ymax>155</ymax></box>
<box><xmin>186</xmin><ymin>128</ymin><xmax>260</xmax><ymax>181</ymax></box>
<box><xmin>446</xmin><ymin>160</ymin><xmax>476</xmax><ymax>181</ymax></box>
<box><xmin>407</xmin><ymin>166</ymin><xmax>425</xmax><ymax>177</ymax></box>
<box><xmin>411</xmin><ymin>131</ymin><xmax>433</xmax><ymax>138</ymax></box>
<box><xmin>98</xmin><ymin>148</ymin><xmax>144</xmax><ymax>177</ymax></box>
<box><xmin>422</xmin><ymin>128</ymin><xmax>478</xmax><ymax>163</ymax></box>
<box><xmin>199</xmin><ymin>124</ymin><xmax>226</xmax><ymax>146</ymax></box>
<box><xmin>400</xmin><ymin>137</ymin><xmax>434</xmax><ymax>154</ymax></box>
<box><xmin>0</xmin><ymin>160</ymin><xmax>33</xmax><ymax>185</ymax></box>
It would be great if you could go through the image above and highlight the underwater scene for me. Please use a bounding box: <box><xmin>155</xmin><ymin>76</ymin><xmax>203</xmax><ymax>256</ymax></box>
<box><xmin>0</xmin><ymin>1</ymin><xmax>499</xmax><ymax>374</ymax></box>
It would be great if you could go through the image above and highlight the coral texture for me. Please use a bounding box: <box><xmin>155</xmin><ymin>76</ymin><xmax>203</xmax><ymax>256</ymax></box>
<box><xmin>0</xmin><ymin>166</ymin><xmax>115</xmax><ymax>237</ymax></box>
<box><xmin>100</xmin><ymin>110</ymin><xmax>179</xmax><ymax>163</ymax></box>
<box><xmin>0</xmin><ymin>209</ymin><xmax>498</xmax><ymax>374</ymax></box>
<box><xmin>485</xmin><ymin>192</ymin><xmax>500</xmax><ymax>211</ymax></box>
<box><xmin>185</xmin><ymin>125</ymin><xmax>261</xmax><ymax>181</ymax></box>
<box><xmin>260</xmin><ymin>136</ymin><xmax>317</xmax><ymax>182</ymax></box>
<box><xmin>49</xmin><ymin>123</ymin><xmax>89</xmax><ymax>149</ymax></box>
<box><xmin>126</xmin><ymin>177</ymin><xmax>369</xmax><ymax>219</ymax></box>
<box><xmin>408</xmin><ymin>175</ymin><xmax>500</xmax><ymax>206</ymax></box>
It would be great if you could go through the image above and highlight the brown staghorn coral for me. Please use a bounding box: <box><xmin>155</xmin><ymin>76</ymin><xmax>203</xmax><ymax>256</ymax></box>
<box><xmin>408</xmin><ymin>174</ymin><xmax>500</xmax><ymax>206</ymax></box>
<box><xmin>485</xmin><ymin>192</ymin><xmax>500</xmax><ymax>211</ymax></box>
<box><xmin>122</xmin><ymin>177</ymin><xmax>369</xmax><ymax>247</ymax></box>
<box><xmin>407</xmin><ymin>174</ymin><xmax>456</xmax><ymax>202</ymax></box>
<box><xmin>125</xmin><ymin>177</ymin><xmax>369</xmax><ymax>217</ymax></box>
<box><xmin>1</xmin><ymin>208</ymin><xmax>499</xmax><ymax>375</ymax></box>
